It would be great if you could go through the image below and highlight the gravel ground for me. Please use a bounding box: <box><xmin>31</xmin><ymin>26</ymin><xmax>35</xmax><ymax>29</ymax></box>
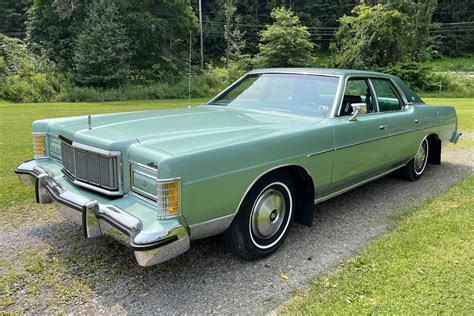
<box><xmin>1</xmin><ymin>147</ymin><xmax>473</xmax><ymax>314</ymax></box>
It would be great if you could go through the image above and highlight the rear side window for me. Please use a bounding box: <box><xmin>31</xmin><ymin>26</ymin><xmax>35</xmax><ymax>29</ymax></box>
<box><xmin>371</xmin><ymin>79</ymin><xmax>402</xmax><ymax>112</ymax></box>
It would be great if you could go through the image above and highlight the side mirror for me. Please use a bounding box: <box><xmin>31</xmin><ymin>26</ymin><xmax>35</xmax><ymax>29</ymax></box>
<box><xmin>348</xmin><ymin>103</ymin><xmax>367</xmax><ymax>121</ymax></box>
<box><xmin>402</xmin><ymin>103</ymin><xmax>412</xmax><ymax>111</ymax></box>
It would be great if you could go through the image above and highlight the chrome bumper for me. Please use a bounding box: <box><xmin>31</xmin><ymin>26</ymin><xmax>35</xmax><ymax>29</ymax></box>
<box><xmin>450</xmin><ymin>129</ymin><xmax>462</xmax><ymax>144</ymax></box>
<box><xmin>15</xmin><ymin>160</ymin><xmax>190</xmax><ymax>266</ymax></box>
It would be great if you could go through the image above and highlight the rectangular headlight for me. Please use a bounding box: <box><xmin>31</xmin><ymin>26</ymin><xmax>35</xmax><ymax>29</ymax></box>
<box><xmin>32</xmin><ymin>133</ymin><xmax>46</xmax><ymax>158</ymax></box>
<box><xmin>130</xmin><ymin>163</ymin><xmax>158</xmax><ymax>201</ymax></box>
<box><xmin>49</xmin><ymin>136</ymin><xmax>62</xmax><ymax>160</ymax></box>
<box><xmin>130</xmin><ymin>162</ymin><xmax>181</xmax><ymax>218</ymax></box>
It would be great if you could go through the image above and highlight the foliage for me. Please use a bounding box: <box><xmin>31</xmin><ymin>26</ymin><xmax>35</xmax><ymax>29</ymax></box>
<box><xmin>256</xmin><ymin>7</ymin><xmax>315</xmax><ymax>68</ymax></box>
<box><xmin>223</xmin><ymin>0</ymin><xmax>246</xmax><ymax>66</ymax></box>
<box><xmin>0</xmin><ymin>0</ymin><xmax>32</xmax><ymax>37</ymax></box>
<box><xmin>331</xmin><ymin>4</ymin><xmax>411</xmax><ymax>69</ymax></box>
<box><xmin>0</xmin><ymin>34</ymin><xmax>63</xmax><ymax>102</ymax></box>
<box><xmin>73</xmin><ymin>0</ymin><xmax>131</xmax><ymax>87</ymax></box>
<box><xmin>432</xmin><ymin>0</ymin><xmax>474</xmax><ymax>57</ymax></box>
<box><xmin>386</xmin><ymin>0</ymin><xmax>438</xmax><ymax>61</ymax></box>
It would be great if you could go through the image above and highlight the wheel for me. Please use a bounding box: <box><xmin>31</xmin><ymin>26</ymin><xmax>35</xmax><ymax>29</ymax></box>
<box><xmin>398</xmin><ymin>137</ymin><xmax>429</xmax><ymax>181</ymax></box>
<box><xmin>224</xmin><ymin>170</ymin><xmax>295</xmax><ymax>260</ymax></box>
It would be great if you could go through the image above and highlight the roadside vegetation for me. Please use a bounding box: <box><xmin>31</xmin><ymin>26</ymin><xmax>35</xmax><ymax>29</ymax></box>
<box><xmin>1</xmin><ymin>0</ymin><xmax>473</xmax><ymax>103</ymax></box>
<box><xmin>279</xmin><ymin>175</ymin><xmax>474</xmax><ymax>314</ymax></box>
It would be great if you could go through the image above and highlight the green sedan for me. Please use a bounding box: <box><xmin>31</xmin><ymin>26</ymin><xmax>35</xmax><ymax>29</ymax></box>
<box><xmin>15</xmin><ymin>68</ymin><xmax>462</xmax><ymax>266</ymax></box>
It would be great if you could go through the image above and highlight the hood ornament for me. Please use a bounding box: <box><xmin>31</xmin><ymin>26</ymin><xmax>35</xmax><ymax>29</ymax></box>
<box><xmin>88</xmin><ymin>115</ymin><xmax>92</xmax><ymax>130</ymax></box>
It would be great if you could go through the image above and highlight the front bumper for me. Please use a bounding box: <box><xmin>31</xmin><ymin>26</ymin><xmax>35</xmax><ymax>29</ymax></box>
<box><xmin>15</xmin><ymin>159</ymin><xmax>190</xmax><ymax>266</ymax></box>
<box><xmin>450</xmin><ymin>129</ymin><xmax>462</xmax><ymax>144</ymax></box>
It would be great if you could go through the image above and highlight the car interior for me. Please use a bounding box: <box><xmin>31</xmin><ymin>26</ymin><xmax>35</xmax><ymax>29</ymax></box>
<box><xmin>339</xmin><ymin>78</ymin><xmax>375</xmax><ymax>116</ymax></box>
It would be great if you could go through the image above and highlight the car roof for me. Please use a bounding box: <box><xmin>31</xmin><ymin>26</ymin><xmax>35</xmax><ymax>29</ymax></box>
<box><xmin>248</xmin><ymin>68</ymin><xmax>390</xmax><ymax>78</ymax></box>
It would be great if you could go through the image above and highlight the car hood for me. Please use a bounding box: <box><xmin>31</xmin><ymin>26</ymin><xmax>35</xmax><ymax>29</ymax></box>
<box><xmin>46</xmin><ymin>106</ymin><xmax>321</xmax><ymax>155</ymax></box>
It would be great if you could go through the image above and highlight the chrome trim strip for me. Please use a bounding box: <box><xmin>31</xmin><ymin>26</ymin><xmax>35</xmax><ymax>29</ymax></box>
<box><xmin>72</xmin><ymin>142</ymin><xmax>121</xmax><ymax>157</ymax></box>
<box><xmin>306</xmin><ymin>148</ymin><xmax>335</xmax><ymax>157</ymax></box>
<box><xmin>314</xmin><ymin>164</ymin><xmax>406</xmax><ymax>204</ymax></box>
<box><xmin>189</xmin><ymin>214</ymin><xmax>236</xmax><ymax>240</ymax></box>
<box><xmin>334</xmin><ymin>122</ymin><xmax>454</xmax><ymax>151</ymax></box>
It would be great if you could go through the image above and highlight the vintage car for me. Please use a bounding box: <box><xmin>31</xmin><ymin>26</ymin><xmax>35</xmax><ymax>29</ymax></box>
<box><xmin>15</xmin><ymin>69</ymin><xmax>462</xmax><ymax>266</ymax></box>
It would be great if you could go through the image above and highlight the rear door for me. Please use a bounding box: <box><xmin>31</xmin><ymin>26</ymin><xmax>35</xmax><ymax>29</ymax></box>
<box><xmin>329</xmin><ymin>78</ymin><xmax>390</xmax><ymax>192</ymax></box>
<box><xmin>370</xmin><ymin>78</ymin><xmax>419</xmax><ymax>165</ymax></box>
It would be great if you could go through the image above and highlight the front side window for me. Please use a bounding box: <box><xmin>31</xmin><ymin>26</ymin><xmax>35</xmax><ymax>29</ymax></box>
<box><xmin>371</xmin><ymin>79</ymin><xmax>403</xmax><ymax>112</ymax></box>
<box><xmin>339</xmin><ymin>78</ymin><xmax>376</xmax><ymax>116</ymax></box>
<box><xmin>209</xmin><ymin>73</ymin><xmax>340</xmax><ymax>117</ymax></box>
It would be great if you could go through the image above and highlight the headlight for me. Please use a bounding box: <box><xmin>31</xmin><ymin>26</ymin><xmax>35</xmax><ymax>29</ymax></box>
<box><xmin>49</xmin><ymin>136</ymin><xmax>62</xmax><ymax>160</ymax></box>
<box><xmin>130</xmin><ymin>162</ymin><xmax>181</xmax><ymax>218</ymax></box>
<box><xmin>32</xmin><ymin>133</ymin><xmax>46</xmax><ymax>158</ymax></box>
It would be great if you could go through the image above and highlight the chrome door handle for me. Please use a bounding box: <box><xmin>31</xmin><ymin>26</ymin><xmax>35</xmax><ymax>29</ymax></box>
<box><xmin>414</xmin><ymin>118</ymin><xmax>420</xmax><ymax>124</ymax></box>
<box><xmin>379</xmin><ymin>124</ymin><xmax>388</xmax><ymax>130</ymax></box>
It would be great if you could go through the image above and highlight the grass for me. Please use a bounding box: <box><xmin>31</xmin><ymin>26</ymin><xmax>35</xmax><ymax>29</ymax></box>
<box><xmin>425</xmin><ymin>56</ymin><xmax>474</xmax><ymax>72</ymax></box>
<box><xmin>0</xmin><ymin>98</ymin><xmax>207</xmax><ymax>215</ymax></box>
<box><xmin>279</xmin><ymin>175</ymin><xmax>474</xmax><ymax>314</ymax></box>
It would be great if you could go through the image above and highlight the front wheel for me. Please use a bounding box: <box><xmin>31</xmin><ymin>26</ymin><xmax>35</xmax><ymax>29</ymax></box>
<box><xmin>224</xmin><ymin>170</ymin><xmax>295</xmax><ymax>260</ymax></box>
<box><xmin>398</xmin><ymin>137</ymin><xmax>429</xmax><ymax>181</ymax></box>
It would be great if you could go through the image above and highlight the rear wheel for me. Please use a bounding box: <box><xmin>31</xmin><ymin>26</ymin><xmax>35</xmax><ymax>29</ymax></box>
<box><xmin>398</xmin><ymin>137</ymin><xmax>429</xmax><ymax>181</ymax></box>
<box><xmin>224</xmin><ymin>170</ymin><xmax>294</xmax><ymax>260</ymax></box>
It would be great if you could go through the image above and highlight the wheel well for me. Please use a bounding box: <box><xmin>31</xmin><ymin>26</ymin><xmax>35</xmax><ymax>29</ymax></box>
<box><xmin>265</xmin><ymin>166</ymin><xmax>315</xmax><ymax>227</ymax></box>
<box><xmin>426</xmin><ymin>134</ymin><xmax>441</xmax><ymax>165</ymax></box>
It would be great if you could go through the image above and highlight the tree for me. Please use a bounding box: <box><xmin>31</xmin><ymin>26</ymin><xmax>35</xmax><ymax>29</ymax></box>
<box><xmin>256</xmin><ymin>7</ymin><xmax>315</xmax><ymax>68</ymax></box>
<box><xmin>0</xmin><ymin>0</ymin><xmax>32</xmax><ymax>38</ymax></box>
<box><xmin>331</xmin><ymin>4</ymin><xmax>412</xmax><ymax>69</ymax></box>
<box><xmin>223</xmin><ymin>0</ymin><xmax>246</xmax><ymax>67</ymax></box>
<box><xmin>73</xmin><ymin>0</ymin><xmax>131</xmax><ymax>87</ymax></box>
<box><xmin>386</xmin><ymin>0</ymin><xmax>438</xmax><ymax>61</ymax></box>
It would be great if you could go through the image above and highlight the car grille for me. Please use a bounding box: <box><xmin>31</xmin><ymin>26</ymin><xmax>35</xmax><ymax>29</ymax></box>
<box><xmin>61</xmin><ymin>141</ymin><xmax>120</xmax><ymax>193</ymax></box>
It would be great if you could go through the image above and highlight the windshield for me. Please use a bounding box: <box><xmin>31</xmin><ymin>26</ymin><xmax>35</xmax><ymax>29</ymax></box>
<box><xmin>209</xmin><ymin>73</ymin><xmax>340</xmax><ymax>117</ymax></box>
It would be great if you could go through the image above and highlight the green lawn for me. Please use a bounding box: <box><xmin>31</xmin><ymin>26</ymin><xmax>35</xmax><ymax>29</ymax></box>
<box><xmin>279</xmin><ymin>175</ymin><xmax>474</xmax><ymax>314</ymax></box>
<box><xmin>0</xmin><ymin>98</ymin><xmax>207</xmax><ymax>214</ymax></box>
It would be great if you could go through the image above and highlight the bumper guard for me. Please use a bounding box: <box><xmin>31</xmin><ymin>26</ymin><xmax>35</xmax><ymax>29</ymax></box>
<box><xmin>15</xmin><ymin>161</ymin><xmax>190</xmax><ymax>266</ymax></box>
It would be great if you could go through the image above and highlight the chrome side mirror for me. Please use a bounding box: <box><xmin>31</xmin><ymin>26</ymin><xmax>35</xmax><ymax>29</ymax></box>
<box><xmin>348</xmin><ymin>103</ymin><xmax>367</xmax><ymax>121</ymax></box>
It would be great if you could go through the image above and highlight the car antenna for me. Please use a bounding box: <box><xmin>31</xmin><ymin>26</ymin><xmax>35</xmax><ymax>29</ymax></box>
<box><xmin>88</xmin><ymin>115</ymin><xmax>92</xmax><ymax>130</ymax></box>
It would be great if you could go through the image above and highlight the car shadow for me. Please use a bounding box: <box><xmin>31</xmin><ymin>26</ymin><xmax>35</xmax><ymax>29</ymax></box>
<box><xmin>27</xmin><ymin>158</ymin><xmax>473</xmax><ymax>314</ymax></box>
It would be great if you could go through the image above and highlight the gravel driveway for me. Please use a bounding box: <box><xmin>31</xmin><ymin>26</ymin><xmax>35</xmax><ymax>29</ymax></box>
<box><xmin>1</xmin><ymin>147</ymin><xmax>473</xmax><ymax>314</ymax></box>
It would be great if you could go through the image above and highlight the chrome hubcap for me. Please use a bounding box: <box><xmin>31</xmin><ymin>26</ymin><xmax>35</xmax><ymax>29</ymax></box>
<box><xmin>415</xmin><ymin>140</ymin><xmax>427</xmax><ymax>172</ymax></box>
<box><xmin>251</xmin><ymin>189</ymin><xmax>286</xmax><ymax>239</ymax></box>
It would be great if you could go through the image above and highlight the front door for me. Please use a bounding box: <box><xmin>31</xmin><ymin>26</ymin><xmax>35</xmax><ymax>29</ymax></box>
<box><xmin>329</xmin><ymin>78</ymin><xmax>390</xmax><ymax>192</ymax></box>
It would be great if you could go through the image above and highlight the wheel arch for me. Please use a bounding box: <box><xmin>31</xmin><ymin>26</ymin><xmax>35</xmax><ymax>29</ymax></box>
<box><xmin>236</xmin><ymin>164</ymin><xmax>315</xmax><ymax>227</ymax></box>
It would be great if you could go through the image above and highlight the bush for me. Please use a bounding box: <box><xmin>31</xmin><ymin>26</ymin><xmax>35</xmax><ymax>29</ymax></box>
<box><xmin>383</xmin><ymin>61</ymin><xmax>474</xmax><ymax>97</ymax></box>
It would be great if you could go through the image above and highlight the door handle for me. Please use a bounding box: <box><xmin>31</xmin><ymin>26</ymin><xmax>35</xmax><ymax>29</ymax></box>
<box><xmin>414</xmin><ymin>118</ymin><xmax>420</xmax><ymax>124</ymax></box>
<box><xmin>379</xmin><ymin>124</ymin><xmax>388</xmax><ymax>130</ymax></box>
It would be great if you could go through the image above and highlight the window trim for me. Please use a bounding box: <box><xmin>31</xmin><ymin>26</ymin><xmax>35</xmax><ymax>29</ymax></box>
<box><xmin>333</xmin><ymin>75</ymin><xmax>410</xmax><ymax>118</ymax></box>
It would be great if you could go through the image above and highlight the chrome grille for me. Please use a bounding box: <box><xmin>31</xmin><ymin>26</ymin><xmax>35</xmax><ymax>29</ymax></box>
<box><xmin>60</xmin><ymin>141</ymin><xmax>120</xmax><ymax>194</ymax></box>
